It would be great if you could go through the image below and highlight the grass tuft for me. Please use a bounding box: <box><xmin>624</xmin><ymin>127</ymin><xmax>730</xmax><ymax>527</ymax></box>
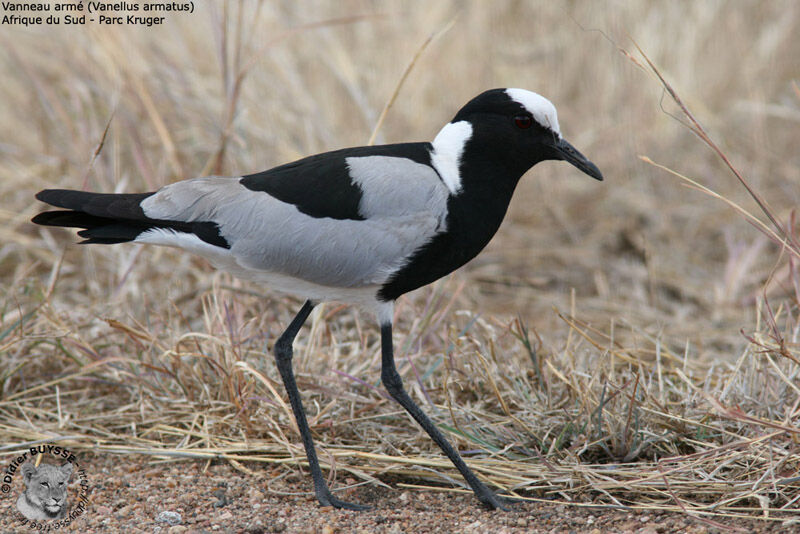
<box><xmin>1</xmin><ymin>1</ymin><xmax>799</xmax><ymax>523</ymax></box>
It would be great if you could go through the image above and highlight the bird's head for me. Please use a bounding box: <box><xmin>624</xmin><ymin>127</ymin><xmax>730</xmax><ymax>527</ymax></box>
<box><xmin>431</xmin><ymin>88</ymin><xmax>602</xmax><ymax>194</ymax></box>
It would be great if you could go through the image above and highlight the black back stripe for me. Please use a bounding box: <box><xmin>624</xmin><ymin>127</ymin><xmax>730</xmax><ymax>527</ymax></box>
<box><xmin>241</xmin><ymin>143</ymin><xmax>435</xmax><ymax>220</ymax></box>
<box><xmin>241</xmin><ymin>157</ymin><xmax>364</xmax><ymax>220</ymax></box>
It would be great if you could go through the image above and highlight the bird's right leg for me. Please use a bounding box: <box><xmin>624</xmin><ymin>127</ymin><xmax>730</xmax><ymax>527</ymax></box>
<box><xmin>273</xmin><ymin>300</ymin><xmax>368</xmax><ymax>511</ymax></box>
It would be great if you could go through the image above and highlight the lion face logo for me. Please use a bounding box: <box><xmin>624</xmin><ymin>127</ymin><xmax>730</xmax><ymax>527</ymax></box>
<box><xmin>16</xmin><ymin>462</ymin><xmax>73</xmax><ymax>521</ymax></box>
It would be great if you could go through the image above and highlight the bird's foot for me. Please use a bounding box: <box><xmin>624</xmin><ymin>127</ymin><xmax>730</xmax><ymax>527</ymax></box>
<box><xmin>476</xmin><ymin>489</ymin><xmax>517</xmax><ymax>511</ymax></box>
<box><xmin>317</xmin><ymin>490</ymin><xmax>370</xmax><ymax>511</ymax></box>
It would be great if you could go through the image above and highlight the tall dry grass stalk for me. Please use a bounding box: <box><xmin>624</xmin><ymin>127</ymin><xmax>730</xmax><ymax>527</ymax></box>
<box><xmin>1</xmin><ymin>0</ymin><xmax>799</xmax><ymax>523</ymax></box>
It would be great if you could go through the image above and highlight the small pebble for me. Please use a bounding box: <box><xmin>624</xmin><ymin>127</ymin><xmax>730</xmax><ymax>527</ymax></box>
<box><xmin>155</xmin><ymin>510</ymin><xmax>182</xmax><ymax>526</ymax></box>
<box><xmin>217</xmin><ymin>509</ymin><xmax>234</xmax><ymax>521</ymax></box>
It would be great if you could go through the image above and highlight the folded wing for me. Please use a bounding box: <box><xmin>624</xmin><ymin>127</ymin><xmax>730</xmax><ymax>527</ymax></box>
<box><xmin>33</xmin><ymin>144</ymin><xmax>451</xmax><ymax>290</ymax></box>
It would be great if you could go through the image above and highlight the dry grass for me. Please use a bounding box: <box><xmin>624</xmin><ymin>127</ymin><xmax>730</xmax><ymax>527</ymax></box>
<box><xmin>1</xmin><ymin>0</ymin><xmax>799</xmax><ymax>525</ymax></box>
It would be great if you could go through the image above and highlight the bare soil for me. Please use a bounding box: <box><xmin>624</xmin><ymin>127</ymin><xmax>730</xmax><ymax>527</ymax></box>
<box><xmin>1</xmin><ymin>455</ymin><xmax>795</xmax><ymax>534</ymax></box>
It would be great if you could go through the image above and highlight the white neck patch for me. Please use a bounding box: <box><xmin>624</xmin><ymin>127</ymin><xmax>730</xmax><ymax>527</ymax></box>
<box><xmin>430</xmin><ymin>120</ymin><xmax>472</xmax><ymax>195</ymax></box>
<box><xmin>505</xmin><ymin>88</ymin><xmax>561</xmax><ymax>138</ymax></box>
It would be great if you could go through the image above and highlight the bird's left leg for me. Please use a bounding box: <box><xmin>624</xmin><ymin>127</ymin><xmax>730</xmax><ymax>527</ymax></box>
<box><xmin>379</xmin><ymin>320</ymin><xmax>511</xmax><ymax>511</ymax></box>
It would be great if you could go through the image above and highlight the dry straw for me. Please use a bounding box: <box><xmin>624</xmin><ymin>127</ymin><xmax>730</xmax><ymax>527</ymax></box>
<box><xmin>1</xmin><ymin>2</ymin><xmax>798</xmax><ymax>527</ymax></box>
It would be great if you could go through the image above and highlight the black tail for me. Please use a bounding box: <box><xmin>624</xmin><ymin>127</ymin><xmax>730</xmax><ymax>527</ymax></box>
<box><xmin>32</xmin><ymin>189</ymin><xmax>229</xmax><ymax>248</ymax></box>
<box><xmin>32</xmin><ymin>190</ymin><xmax>156</xmax><ymax>244</ymax></box>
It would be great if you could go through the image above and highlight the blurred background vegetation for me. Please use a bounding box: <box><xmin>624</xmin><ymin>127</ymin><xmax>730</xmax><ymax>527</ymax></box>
<box><xmin>1</xmin><ymin>0</ymin><xmax>798</xmax><ymax>520</ymax></box>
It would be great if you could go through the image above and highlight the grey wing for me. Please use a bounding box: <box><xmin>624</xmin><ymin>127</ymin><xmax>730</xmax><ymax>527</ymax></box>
<box><xmin>138</xmin><ymin>157</ymin><xmax>449</xmax><ymax>289</ymax></box>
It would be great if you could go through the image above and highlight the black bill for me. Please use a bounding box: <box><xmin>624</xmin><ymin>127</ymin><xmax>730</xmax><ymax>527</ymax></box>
<box><xmin>554</xmin><ymin>138</ymin><xmax>603</xmax><ymax>181</ymax></box>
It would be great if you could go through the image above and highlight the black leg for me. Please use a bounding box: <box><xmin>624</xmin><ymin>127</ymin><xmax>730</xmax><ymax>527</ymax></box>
<box><xmin>380</xmin><ymin>322</ymin><xmax>511</xmax><ymax>511</ymax></box>
<box><xmin>274</xmin><ymin>300</ymin><xmax>367</xmax><ymax>511</ymax></box>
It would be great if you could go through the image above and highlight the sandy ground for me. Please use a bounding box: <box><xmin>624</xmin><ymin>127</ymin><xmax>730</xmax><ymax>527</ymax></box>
<box><xmin>0</xmin><ymin>454</ymin><xmax>795</xmax><ymax>534</ymax></box>
<box><xmin>2</xmin><ymin>3</ymin><xmax>799</xmax><ymax>533</ymax></box>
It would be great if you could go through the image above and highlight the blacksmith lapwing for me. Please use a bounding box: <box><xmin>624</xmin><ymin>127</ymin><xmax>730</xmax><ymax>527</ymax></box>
<box><xmin>33</xmin><ymin>88</ymin><xmax>602</xmax><ymax>511</ymax></box>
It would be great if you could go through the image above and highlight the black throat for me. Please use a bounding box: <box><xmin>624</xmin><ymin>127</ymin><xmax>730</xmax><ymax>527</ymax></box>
<box><xmin>377</xmin><ymin>151</ymin><xmax>527</xmax><ymax>302</ymax></box>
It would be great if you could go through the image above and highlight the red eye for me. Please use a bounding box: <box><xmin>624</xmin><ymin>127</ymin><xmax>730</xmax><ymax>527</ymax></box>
<box><xmin>514</xmin><ymin>114</ymin><xmax>532</xmax><ymax>129</ymax></box>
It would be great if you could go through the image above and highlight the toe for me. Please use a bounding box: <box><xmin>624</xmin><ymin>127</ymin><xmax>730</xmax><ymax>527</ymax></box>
<box><xmin>478</xmin><ymin>491</ymin><xmax>515</xmax><ymax>511</ymax></box>
<box><xmin>318</xmin><ymin>492</ymin><xmax>369</xmax><ymax>511</ymax></box>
